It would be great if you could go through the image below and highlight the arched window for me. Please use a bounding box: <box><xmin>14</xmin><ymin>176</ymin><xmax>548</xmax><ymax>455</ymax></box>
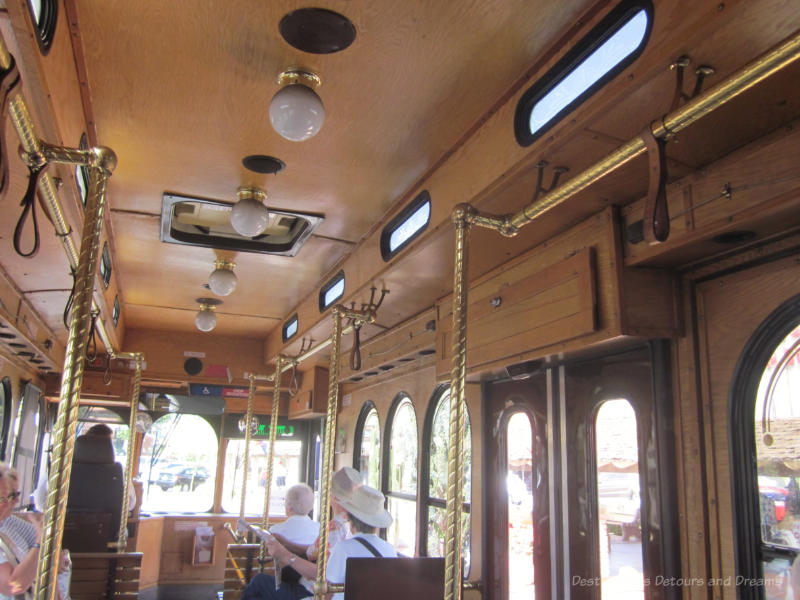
<box><xmin>422</xmin><ymin>387</ymin><xmax>471</xmax><ymax>573</ymax></box>
<box><xmin>384</xmin><ymin>394</ymin><xmax>417</xmax><ymax>556</ymax></box>
<box><xmin>731</xmin><ymin>296</ymin><xmax>800</xmax><ymax>599</ymax></box>
<box><xmin>138</xmin><ymin>414</ymin><xmax>218</xmax><ymax>513</ymax></box>
<box><xmin>594</xmin><ymin>399</ymin><xmax>644</xmax><ymax>599</ymax></box>
<box><xmin>353</xmin><ymin>402</ymin><xmax>381</xmax><ymax>489</ymax></box>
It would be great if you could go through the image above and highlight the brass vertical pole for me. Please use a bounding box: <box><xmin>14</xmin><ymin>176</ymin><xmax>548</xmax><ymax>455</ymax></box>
<box><xmin>118</xmin><ymin>353</ymin><xmax>143</xmax><ymax>548</ymax></box>
<box><xmin>443</xmin><ymin>204</ymin><xmax>474</xmax><ymax>600</ymax></box>
<box><xmin>314</xmin><ymin>306</ymin><xmax>344</xmax><ymax>599</ymax></box>
<box><xmin>239</xmin><ymin>374</ymin><xmax>257</xmax><ymax>520</ymax></box>
<box><xmin>35</xmin><ymin>147</ymin><xmax>116</xmax><ymax>600</ymax></box>
<box><xmin>260</xmin><ymin>356</ymin><xmax>285</xmax><ymax>561</ymax></box>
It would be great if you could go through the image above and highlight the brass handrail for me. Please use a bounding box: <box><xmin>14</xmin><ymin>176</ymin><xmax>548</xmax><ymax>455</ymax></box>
<box><xmin>113</xmin><ymin>351</ymin><xmax>144</xmax><ymax>549</ymax></box>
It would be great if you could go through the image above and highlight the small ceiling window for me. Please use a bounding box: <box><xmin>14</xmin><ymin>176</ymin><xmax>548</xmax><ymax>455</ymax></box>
<box><xmin>282</xmin><ymin>314</ymin><xmax>299</xmax><ymax>343</ymax></box>
<box><xmin>26</xmin><ymin>0</ymin><xmax>57</xmax><ymax>54</ymax></box>
<box><xmin>514</xmin><ymin>0</ymin><xmax>652</xmax><ymax>147</ymax></box>
<box><xmin>319</xmin><ymin>270</ymin><xmax>345</xmax><ymax>312</ymax></box>
<box><xmin>75</xmin><ymin>134</ymin><xmax>90</xmax><ymax>207</ymax></box>
<box><xmin>99</xmin><ymin>242</ymin><xmax>112</xmax><ymax>289</ymax></box>
<box><xmin>380</xmin><ymin>190</ymin><xmax>431</xmax><ymax>262</ymax></box>
<box><xmin>112</xmin><ymin>295</ymin><xmax>120</xmax><ymax>327</ymax></box>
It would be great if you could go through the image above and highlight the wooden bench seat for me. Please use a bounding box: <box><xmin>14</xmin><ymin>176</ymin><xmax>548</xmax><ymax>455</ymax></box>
<box><xmin>69</xmin><ymin>552</ymin><xmax>143</xmax><ymax>600</ymax></box>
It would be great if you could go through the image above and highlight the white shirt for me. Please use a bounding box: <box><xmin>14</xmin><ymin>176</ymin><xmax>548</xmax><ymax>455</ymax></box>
<box><xmin>326</xmin><ymin>533</ymin><xmax>397</xmax><ymax>600</ymax></box>
<box><xmin>269</xmin><ymin>514</ymin><xmax>320</xmax><ymax>546</ymax></box>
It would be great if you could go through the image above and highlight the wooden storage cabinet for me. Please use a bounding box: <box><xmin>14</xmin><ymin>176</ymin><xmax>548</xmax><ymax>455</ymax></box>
<box><xmin>288</xmin><ymin>366</ymin><xmax>330</xmax><ymax>418</ymax></box>
<box><xmin>436</xmin><ymin>208</ymin><xmax>679</xmax><ymax>379</ymax></box>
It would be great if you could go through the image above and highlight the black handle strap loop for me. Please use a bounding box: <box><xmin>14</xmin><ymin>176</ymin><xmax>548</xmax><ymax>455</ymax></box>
<box><xmin>13</xmin><ymin>163</ymin><xmax>45</xmax><ymax>257</ymax></box>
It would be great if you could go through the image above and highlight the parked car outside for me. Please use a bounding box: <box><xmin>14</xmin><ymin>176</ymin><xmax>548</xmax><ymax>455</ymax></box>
<box><xmin>157</xmin><ymin>465</ymin><xmax>209</xmax><ymax>491</ymax></box>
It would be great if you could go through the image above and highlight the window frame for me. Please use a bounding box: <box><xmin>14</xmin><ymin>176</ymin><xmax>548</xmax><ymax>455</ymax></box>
<box><xmin>318</xmin><ymin>270</ymin><xmax>345</xmax><ymax>312</ymax></box>
<box><xmin>26</xmin><ymin>0</ymin><xmax>57</xmax><ymax>55</ymax></box>
<box><xmin>513</xmin><ymin>0</ymin><xmax>653</xmax><ymax>147</ymax></box>
<box><xmin>381</xmin><ymin>393</ymin><xmax>419</xmax><ymax>551</ymax></box>
<box><xmin>730</xmin><ymin>294</ymin><xmax>800</xmax><ymax>594</ymax></box>
<box><xmin>419</xmin><ymin>385</ymin><xmax>472</xmax><ymax>567</ymax></box>
<box><xmin>0</xmin><ymin>377</ymin><xmax>12</xmax><ymax>462</ymax></box>
<box><xmin>380</xmin><ymin>190</ymin><xmax>431</xmax><ymax>262</ymax></box>
<box><xmin>352</xmin><ymin>401</ymin><xmax>380</xmax><ymax>488</ymax></box>
<box><xmin>99</xmin><ymin>241</ymin><xmax>112</xmax><ymax>289</ymax></box>
<box><xmin>75</xmin><ymin>133</ymin><xmax>90</xmax><ymax>206</ymax></box>
<box><xmin>282</xmin><ymin>313</ymin><xmax>299</xmax><ymax>343</ymax></box>
<box><xmin>112</xmin><ymin>295</ymin><xmax>120</xmax><ymax>326</ymax></box>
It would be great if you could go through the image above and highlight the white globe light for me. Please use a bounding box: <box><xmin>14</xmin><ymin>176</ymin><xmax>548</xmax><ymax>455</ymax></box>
<box><xmin>195</xmin><ymin>307</ymin><xmax>217</xmax><ymax>332</ymax></box>
<box><xmin>269</xmin><ymin>83</ymin><xmax>325</xmax><ymax>142</ymax></box>
<box><xmin>230</xmin><ymin>196</ymin><xmax>269</xmax><ymax>237</ymax></box>
<box><xmin>208</xmin><ymin>264</ymin><xmax>237</xmax><ymax>296</ymax></box>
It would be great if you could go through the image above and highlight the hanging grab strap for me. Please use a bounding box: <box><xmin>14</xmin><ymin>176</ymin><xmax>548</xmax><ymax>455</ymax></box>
<box><xmin>13</xmin><ymin>161</ymin><xmax>46</xmax><ymax>257</ymax></box>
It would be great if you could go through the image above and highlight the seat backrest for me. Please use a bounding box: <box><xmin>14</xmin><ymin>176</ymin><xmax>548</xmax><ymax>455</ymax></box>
<box><xmin>344</xmin><ymin>557</ymin><xmax>445</xmax><ymax>600</ymax></box>
<box><xmin>66</xmin><ymin>435</ymin><xmax>124</xmax><ymax>551</ymax></box>
<box><xmin>69</xmin><ymin>551</ymin><xmax>142</xmax><ymax>600</ymax></box>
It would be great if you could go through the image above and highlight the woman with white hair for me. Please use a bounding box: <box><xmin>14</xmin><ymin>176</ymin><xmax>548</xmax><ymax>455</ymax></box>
<box><xmin>0</xmin><ymin>463</ymin><xmax>40</xmax><ymax>600</ymax></box>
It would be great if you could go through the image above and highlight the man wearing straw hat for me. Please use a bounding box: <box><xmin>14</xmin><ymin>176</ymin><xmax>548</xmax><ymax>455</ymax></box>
<box><xmin>242</xmin><ymin>467</ymin><xmax>363</xmax><ymax>600</ymax></box>
<box><xmin>324</xmin><ymin>483</ymin><xmax>397</xmax><ymax>600</ymax></box>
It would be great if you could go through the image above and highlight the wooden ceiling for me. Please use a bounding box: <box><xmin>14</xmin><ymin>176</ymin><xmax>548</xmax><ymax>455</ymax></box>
<box><xmin>0</xmin><ymin>0</ymin><xmax>798</xmax><ymax>372</ymax></box>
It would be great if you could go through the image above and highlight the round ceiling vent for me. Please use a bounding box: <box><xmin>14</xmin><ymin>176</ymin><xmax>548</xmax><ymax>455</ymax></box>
<box><xmin>279</xmin><ymin>8</ymin><xmax>356</xmax><ymax>54</ymax></box>
<box><xmin>242</xmin><ymin>155</ymin><xmax>286</xmax><ymax>174</ymax></box>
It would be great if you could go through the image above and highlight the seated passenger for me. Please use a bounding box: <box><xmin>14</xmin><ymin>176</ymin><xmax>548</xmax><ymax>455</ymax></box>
<box><xmin>269</xmin><ymin>484</ymin><xmax>319</xmax><ymax>547</ymax></box>
<box><xmin>241</xmin><ymin>467</ymin><xmax>361</xmax><ymax>600</ymax></box>
<box><xmin>325</xmin><ymin>484</ymin><xmax>397</xmax><ymax>600</ymax></box>
<box><xmin>0</xmin><ymin>463</ymin><xmax>70</xmax><ymax>600</ymax></box>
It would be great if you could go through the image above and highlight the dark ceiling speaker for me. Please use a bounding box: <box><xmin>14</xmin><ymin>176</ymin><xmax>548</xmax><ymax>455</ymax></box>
<box><xmin>184</xmin><ymin>357</ymin><xmax>203</xmax><ymax>376</ymax></box>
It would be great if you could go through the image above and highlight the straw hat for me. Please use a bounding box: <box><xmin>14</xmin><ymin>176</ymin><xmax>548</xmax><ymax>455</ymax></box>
<box><xmin>331</xmin><ymin>466</ymin><xmax>363</xmax><ymax>501</ymax></box>
<box><xmin>337</xmin><ymin>484</ymin><xmax>393</xmax><ymax>528</ymax></box>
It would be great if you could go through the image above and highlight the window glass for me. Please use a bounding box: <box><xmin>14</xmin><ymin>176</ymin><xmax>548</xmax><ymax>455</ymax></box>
<box><xmin>386</xmin><ymin>396</ymin><xmax>417</xmax><ymax>555</ymax></box>
<box><xmin>755</xmin><ymin>323</ymin><xmax>800</xmax><ymax>564</ymax></box>
<box><xmin>112</xmin><ymin>296</ymin><xmax>120</xmax><ymax>326</ymax></box>
<box><xmin>222</xmin><ymin>439</ymin><xmax>303</xmax><ymax>515</ymax></box>
<box><xmin>507</xmin><ymin>412</ymin><xmax>535</xmax><ymax>599</ymax></box>
<box><xmin>138</xmin><ymin>414</ymin><xmax>218</xmax><ymax>512</ymax></box>
<box><xmin>100</xmin><ymin>242</ymin><xmax>112</xmax><ymax>288</ymax></box>
<box><xmin>359</xmin><ymin>407</ymin><xmax>381</xmax><ymax>489</ymax></box>
<box><xmin>381</xmin><ymin>191</ymin><xmax>431</xmax><ymax>260</ymax></box>
<box><xmin>515</xmin><ymin>1</ymin><xmax>651</xmax><ymax>146</ymax></box>
<box><xmin>282</xmin><ymin>315</ymin><xmax>298</xmax><ymax>342</ymax></box>
<box><xmin>323</xmin><ymin>276</ymin><xmax>345</xmax><ymax>310</ymax></box>
<box><xmin>426</xmin><ymin>390</ymin><xmax>471</xmax><ymax>572</ymax></box>
<box><xmin>595</xmin><ymin>399</ymin><xmax>643</xmax><ymax>600</ymax></box>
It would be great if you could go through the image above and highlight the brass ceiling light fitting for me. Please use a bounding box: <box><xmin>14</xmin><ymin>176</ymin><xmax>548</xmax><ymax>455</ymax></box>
<box><xmin>230</xmin><ymin>186</ymin><xmax>269</xmax><ymax>238</ymax></box>
<box><xmin>269</xmin><ymin>70</ymin><xmax>324</xmax><ymax>142</ymax></box>
<box><xmin>195</xmin><ymin>297</ymin><xmax>222</xmax><ymax>332</ymax></box>
<box><xmin>208</xmin><ymin>259</ymin><xmax>237</xmax><ymax>296</ymax></box>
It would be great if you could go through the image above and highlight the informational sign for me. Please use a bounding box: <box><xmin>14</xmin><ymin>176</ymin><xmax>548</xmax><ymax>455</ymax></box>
<box><xmin>188</xmin><ymin>383</ymin><xmax>250</xmax><ymax>398</ymax></box>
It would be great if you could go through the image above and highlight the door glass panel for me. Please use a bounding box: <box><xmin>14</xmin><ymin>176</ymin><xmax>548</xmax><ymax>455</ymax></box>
<box><xmin>595</xmin><ymin>399</ymin><xmax>643</xmax><ymax>600</ymax></box>
<box><xmin>754</xmin><ymin>324</ymin><xmax>800</xmax><ymax>599</ymax></box>
<box><xmin>507</xmin><ymin>412</ymin><xmax>534</xmax><ymax>599</ymax></box>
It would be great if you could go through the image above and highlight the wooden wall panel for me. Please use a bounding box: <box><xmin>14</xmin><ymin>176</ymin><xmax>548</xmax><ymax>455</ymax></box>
<box><xmin>683</xmin><ymin>253</ymin><xmax>800</xmax><ymax>597</ymax></box>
